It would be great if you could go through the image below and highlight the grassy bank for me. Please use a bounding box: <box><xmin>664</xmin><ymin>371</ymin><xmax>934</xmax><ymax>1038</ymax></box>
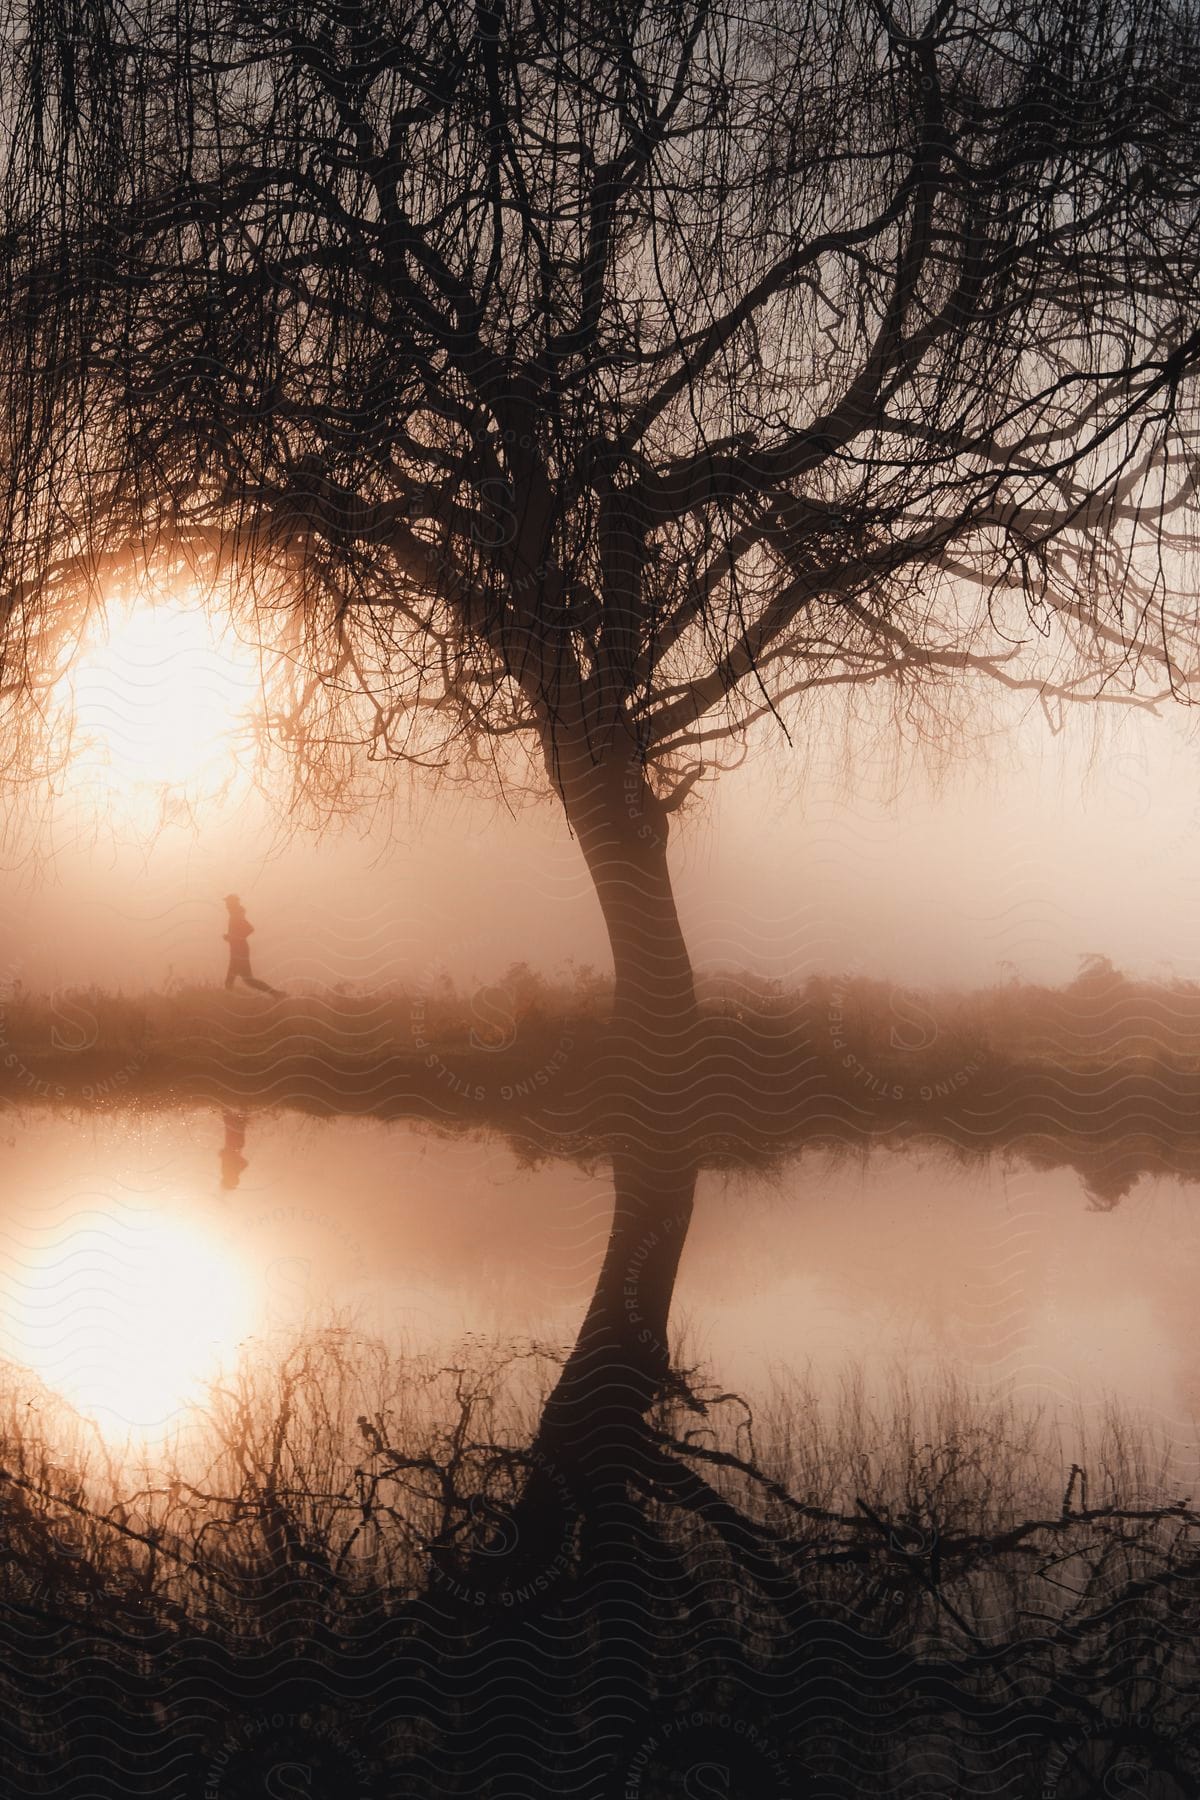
<box><xmin>5</xmin><ymin>961</ymin><xmax>1200</xmax><ymax>1199</ymax></box>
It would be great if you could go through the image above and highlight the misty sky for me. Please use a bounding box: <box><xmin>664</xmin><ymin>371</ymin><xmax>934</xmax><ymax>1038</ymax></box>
<box><xmin>3</xmin><ymin>662</ymin><xmax>1198</xmax><ymax>998</ymax></box>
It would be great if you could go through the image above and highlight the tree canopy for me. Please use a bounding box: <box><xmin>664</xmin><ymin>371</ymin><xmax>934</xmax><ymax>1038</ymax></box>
<box><xmin>1</xmin><ymin>0</ymin><xmax>1199</xmax><ymax>813</ymax></box>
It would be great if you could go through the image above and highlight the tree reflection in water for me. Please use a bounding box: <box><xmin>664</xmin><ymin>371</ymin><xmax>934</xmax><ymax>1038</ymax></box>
<box><xmin>2</xmin><ymin>1186</ymin><xmax>1198</xmax><ymax>1799</ymax></box>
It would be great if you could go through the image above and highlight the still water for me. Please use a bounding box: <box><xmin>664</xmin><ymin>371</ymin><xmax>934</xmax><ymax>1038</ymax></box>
<box><xmin>1</xmin><ymin>1107</ymin><xmax>1197</xmax><ymax>1465</ymax></box>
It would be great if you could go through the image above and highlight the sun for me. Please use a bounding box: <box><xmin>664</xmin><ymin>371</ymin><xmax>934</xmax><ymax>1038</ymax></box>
<box><xmin>55</xmin><ymin>590</ymin><xmax>265</xmax><ymax>825</ymax></box>
<box><xmin>1</xmin><ymin>1206</ymin><xmax>254</xmax><ymax>1441</ymax></box>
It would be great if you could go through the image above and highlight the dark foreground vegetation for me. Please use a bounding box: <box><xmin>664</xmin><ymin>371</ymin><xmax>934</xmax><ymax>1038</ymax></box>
<box><xmin>2</xmin><ymin>1334</ymin><xmax>1197</xmax><ymax>1799</ymax></box>
<box><xmin>5</xmin><ymin>958</ymin><xmax>1200</xmax><ymax>1202</ymax></box>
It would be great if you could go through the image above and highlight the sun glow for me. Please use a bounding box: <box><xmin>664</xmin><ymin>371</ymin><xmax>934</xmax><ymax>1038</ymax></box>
<box><xmin>0</xmin><ymin>1205</ymin><xmax>254</xmax><ymax>1440</ymax></box>
<box><xmin>55</xmin><ymin>591</ymin><xmax>266</xmax><ymax>828</ymax></box>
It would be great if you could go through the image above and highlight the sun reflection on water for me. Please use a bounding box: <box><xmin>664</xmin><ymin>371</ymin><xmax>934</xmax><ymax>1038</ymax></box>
<box><xmin>0</xmin><ymin>1203</ymin><xmax>255</xmax><ymax>1444</ymax></box>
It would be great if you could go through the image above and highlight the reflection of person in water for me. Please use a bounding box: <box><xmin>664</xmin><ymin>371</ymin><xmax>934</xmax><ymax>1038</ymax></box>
<box><xmin>223</xmin><ymin>894</ymin><xmax>283</xmax><ymax>997</ymax></box>
<box><xmin>219</xmin><ymin>1109</ymin><xmax>249</xmax><ymax>1191</ymax></box>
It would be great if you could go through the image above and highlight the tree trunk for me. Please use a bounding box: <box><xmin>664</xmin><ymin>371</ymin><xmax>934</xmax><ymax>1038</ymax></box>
<box><xmin>505</xmin><ymin>749</ymin><xmax>701</xmax><ymax>1507</ymax></box>
<box><xmin>565</xmin><ymin>746</ymin><xmax>697</xmax><ymax>1055</ymax></box>
<box><xmin>449</xmin><ymin>731</ymin><xmax>701</xmax><ymax>1752</ymax></box>
<box><xmin>550</xmin><ymin>733</ymin><xmax>701</xmax><ymax>1408</ymax></box>
<box><xmin>527</xmin><ymin>736</ymin><xmax>702</xmax><ymax>1726</ymax></box>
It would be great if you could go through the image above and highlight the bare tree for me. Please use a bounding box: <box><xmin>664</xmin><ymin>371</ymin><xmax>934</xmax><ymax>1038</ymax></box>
<box><xmin>5</xmin><ymin>14</ymin><xmax>1200</xmax><ymax>1767</ymax></box>
<box><xmin>2</xmin><ymin>0</ymin><xmax>1200</xmax><ymax>1028</ymax></box>
<box><xmin>3</xmin><ymin>0</ymin><xmax>1200</xmax><ymax>1480</ymax></box>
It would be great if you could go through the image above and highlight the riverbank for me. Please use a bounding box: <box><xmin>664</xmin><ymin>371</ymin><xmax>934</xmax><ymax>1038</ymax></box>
<box><xmin>3</xmin><ymin>965</ymin><xmax>1200</xmax><ymax>1201</ymax></box>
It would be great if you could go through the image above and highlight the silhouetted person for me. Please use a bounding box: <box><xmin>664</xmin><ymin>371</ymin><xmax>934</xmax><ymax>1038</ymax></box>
<box><xmin>223</xmin><ymin>894</ymin><xmax>283</xmax><ymax>997</ymax></box>
<box><xmin>218</xmin><ymin>1109</ymin><xmax>249</xmax><ymax>1190</ymax></box>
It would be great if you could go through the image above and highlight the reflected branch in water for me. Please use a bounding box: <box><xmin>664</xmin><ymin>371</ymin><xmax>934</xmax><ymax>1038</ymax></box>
<box><xmin>3</xmin><ymin>1339</ymin><xmax>1199</xmax><ymax>1797</ymax></box>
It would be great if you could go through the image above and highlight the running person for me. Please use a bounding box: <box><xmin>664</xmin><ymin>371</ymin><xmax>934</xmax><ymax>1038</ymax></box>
<box><xmin>223</xmin><ymin>894</ymin><xmax>283</xmax><ymax>996</ymax></box>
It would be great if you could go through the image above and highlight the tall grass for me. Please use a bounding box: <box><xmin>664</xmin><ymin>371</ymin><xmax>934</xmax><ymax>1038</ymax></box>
<box><xmin>2</xmin><ymin>1330</ymin><xmax>1197</xmax><ymax>1796</ymax></box>
<box><xmin>8</xmin><ymin>957</ymin><xmax>1200</xmax><ymax>1102</ymax></box>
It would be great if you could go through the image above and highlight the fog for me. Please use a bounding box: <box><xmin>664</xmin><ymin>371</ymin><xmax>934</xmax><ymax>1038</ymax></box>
<box><xmin>2</xmin><ymin>685</ymin><xmax>1197</xmax><ymax>997</ymax></box>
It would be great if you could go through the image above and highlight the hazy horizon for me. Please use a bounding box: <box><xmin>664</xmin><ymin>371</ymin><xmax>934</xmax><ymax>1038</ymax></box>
<box><xmin>2</xmin><ymin>677</ymin><xmax>1198</xmax><ymax>997</ymax></box>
